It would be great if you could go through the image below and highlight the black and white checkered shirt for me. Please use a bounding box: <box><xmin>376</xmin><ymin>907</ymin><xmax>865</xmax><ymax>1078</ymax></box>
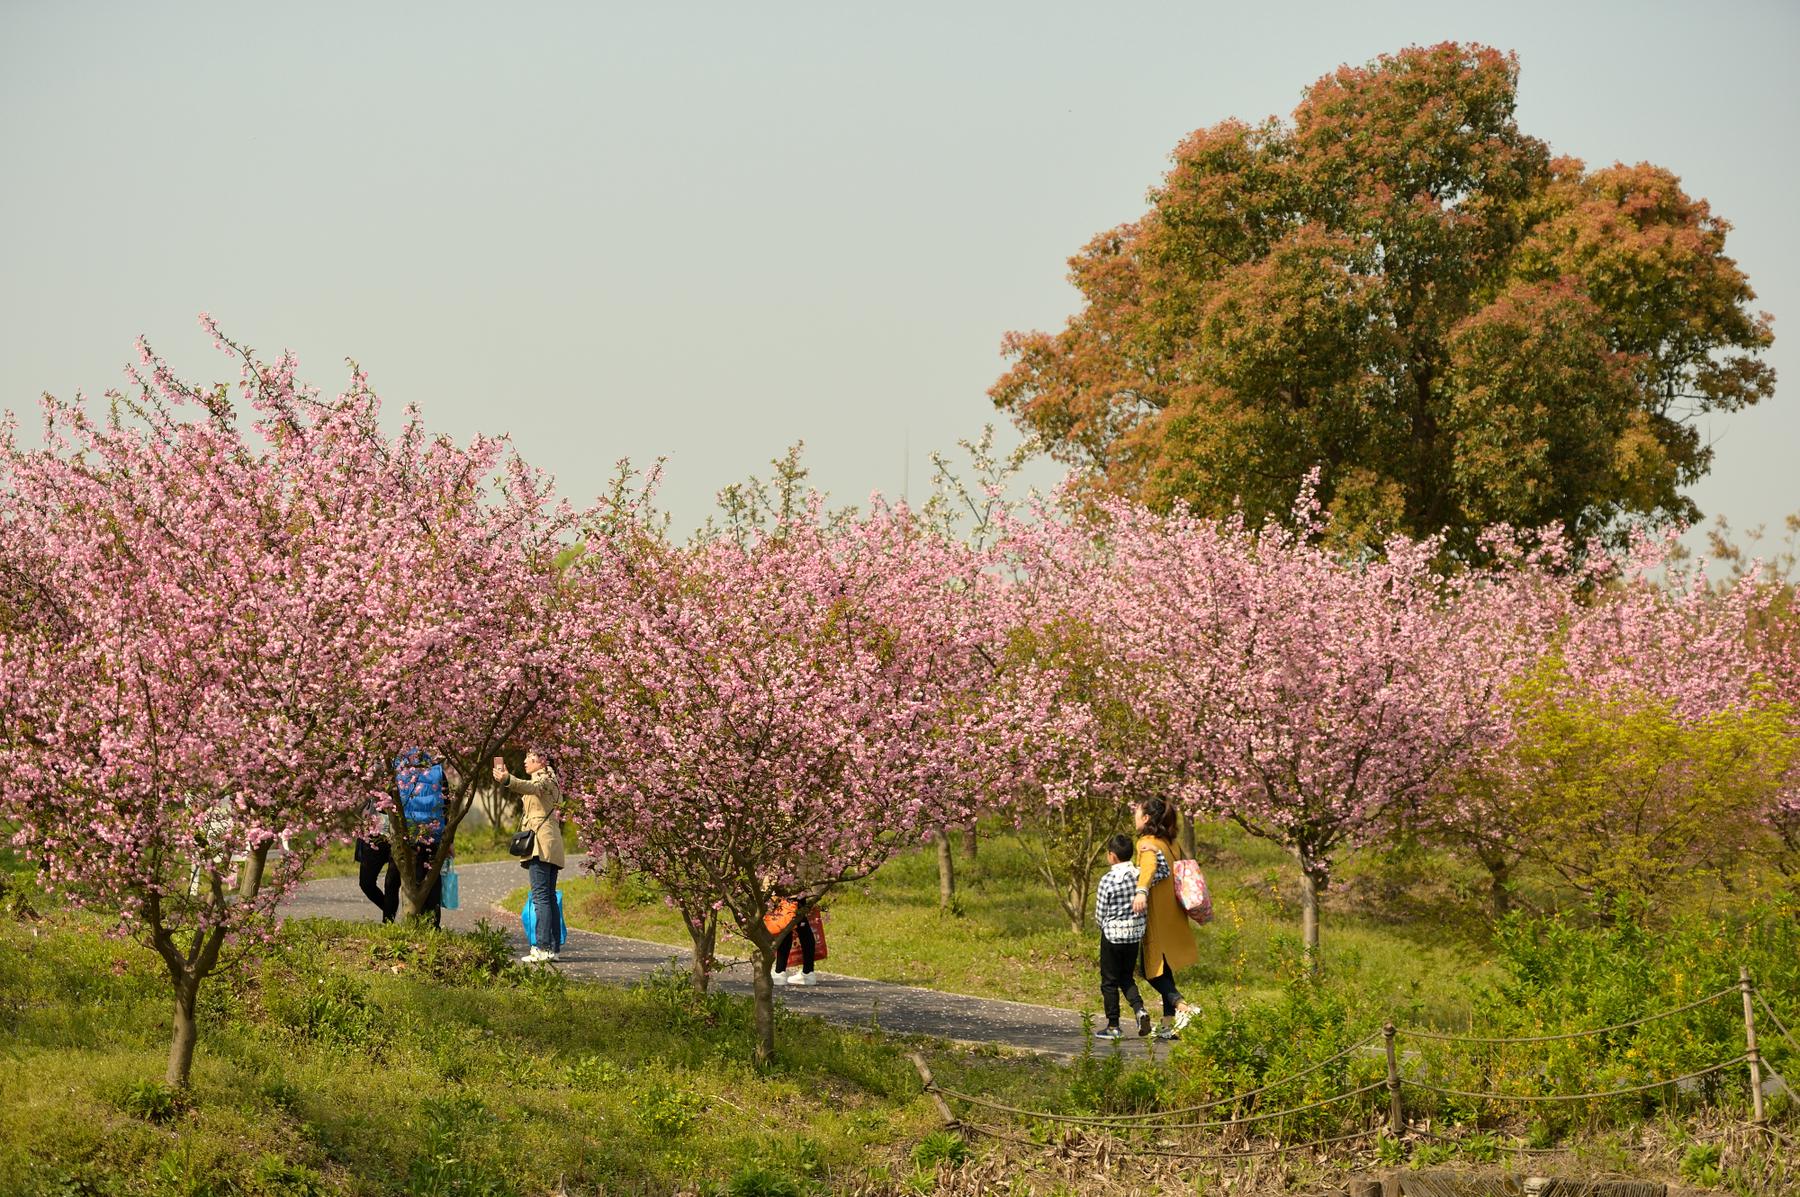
<box><xmin>1095</xmin><ymin>861</ymin><xmax>1148</xmax><ymax>944</ymax></box>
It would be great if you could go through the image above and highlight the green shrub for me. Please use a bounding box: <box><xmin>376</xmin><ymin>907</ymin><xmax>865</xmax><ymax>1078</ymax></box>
<box><xmin>563</xmin><ymin>1053</ymin><xmax>625</xmax><ymax>1088</ymax></box>
<box><xmin>112</xmin><ymin>1078</ymin><xmax>183</xmax><ymax>1124</ymax></box>
<box><xmin>1415</xmin><ymin>892</ymin><xmax>1800</xmax><ymax>1124</ymax></box>
<box><xmin>634</xmin><ymin>1079</ymin><xmax>706</xmax><ymax>1138</ymax></box>
<box><xmin>910</xmin><ymin>1130</ymin><xmax>968</xmax><ymax>1170</ymax></box>
<box><xmin>247</xmin><ymin>1154</ymin><xmax>328</xmax><ymax>1197</ymax></box>
<box><xmin>407</xmin><ymin>1095</ymin><xmax>512</xmax><ymax>1197</ymax></box>
<box><xmin>1680</xmin><ymin>1142</ymin><xmax>1724</xmax><ymax>1187</ymax></box>
<box><xmin>725</xmin><ymin>1164</ymin><xmax>804</xmax><ymax>1197</ymax></box>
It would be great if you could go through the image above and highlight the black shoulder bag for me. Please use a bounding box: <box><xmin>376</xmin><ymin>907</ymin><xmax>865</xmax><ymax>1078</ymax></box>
<box><xmin>509</xmin><ymin>815</ymin><xmax>544</xmax><ymax>858</ymax></box>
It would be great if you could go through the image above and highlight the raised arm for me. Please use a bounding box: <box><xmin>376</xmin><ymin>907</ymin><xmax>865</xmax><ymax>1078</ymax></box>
<box><xmin>501</xmin><ymin>772</ymin><xmax>549</xmax><ymax>799</ymax></box>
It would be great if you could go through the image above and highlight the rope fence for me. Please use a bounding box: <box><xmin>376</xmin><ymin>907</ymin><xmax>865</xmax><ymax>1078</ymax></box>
<box><xmin>933</xmin><ymin>1078</ymin><xmax>1389</xmax><ymax>1132</ymax></box>
<box><xmin>908</xmin><ymin>966</ymin><xmax>1791</xmax><ymax>1166</ymax></box>
<box><xmin>1398</xmin><ymin>1056</ymin><xmax>1748</xmax><ymax>1103</ymax></box>
<box><xmin>1756</xmin><ymin>993</ymin><xmax>1798</xmax><ymax>1054</ymax></box>
<box><xmin>1396</xmin><ymin>986</ymin><xmax>1739</xmax><ymax>1044</ymax></box>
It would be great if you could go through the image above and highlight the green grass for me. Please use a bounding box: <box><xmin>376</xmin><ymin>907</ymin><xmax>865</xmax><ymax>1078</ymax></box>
<box><xmin>6</xmin><ymin>838</ymin><xmax>1791</xmax><ymax>1196</ymax></box>
<box><xmin>0</xmin><ymin>909</ymin><xmax>958</xmax><ymax>1197</ymax></box>
<box><xmin>526</xmin><ymin>821</ymin><xmax>1501</xmax><ymax>1026</ymax></box>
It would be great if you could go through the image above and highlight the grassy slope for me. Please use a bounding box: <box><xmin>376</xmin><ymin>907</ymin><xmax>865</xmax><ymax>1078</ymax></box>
<box><xmin>0</xmin><ymin>910</ymin><xmax>1001</xmax><ymax>1197</ymax></box>
<box><xmin>525</xmin><ymin>822</ymin><xmax>1500</xmax><ymax>1025</ymax></box>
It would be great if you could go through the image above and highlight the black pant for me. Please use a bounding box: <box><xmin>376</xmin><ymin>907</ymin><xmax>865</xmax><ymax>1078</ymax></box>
<box><xmin>773</xmin><ymin>907</ymin><xmax>814</xmax><ymax>973</ymax></box>
<box><xmin>1142</xmin><ymin>951</ymin><xmax>1183</xmax><ymax>1016</ymax></box>
<box><xmin>355</xmin><ymin>837</ymin><xmax>400</xmax><ymax>922</ymax></box>
<box><xmin>1100</xmin><ymin>937</ymin><xmax>1146</xmax><ymax>1025</ymax></box>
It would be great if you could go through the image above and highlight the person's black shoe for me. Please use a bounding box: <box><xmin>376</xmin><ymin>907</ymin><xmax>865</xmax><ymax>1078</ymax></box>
<box><xmin>1135</xmin><ymin>1009</ymin><xmax>1153</xmax><ymax>1037</ymax></box>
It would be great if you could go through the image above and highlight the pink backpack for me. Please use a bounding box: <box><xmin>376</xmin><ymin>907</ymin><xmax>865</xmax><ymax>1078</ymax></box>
<box><xmin>1171</xmin><ymin>857</ymin><xmax>1213</xmax><ymax>925</ymax></box>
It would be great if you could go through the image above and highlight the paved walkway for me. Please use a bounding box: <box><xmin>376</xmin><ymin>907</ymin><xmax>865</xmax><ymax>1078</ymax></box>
<box><xmin>280</xmin><ymin>857</ymin><xmax>1134</xmax><ymax>1060</ymax></box>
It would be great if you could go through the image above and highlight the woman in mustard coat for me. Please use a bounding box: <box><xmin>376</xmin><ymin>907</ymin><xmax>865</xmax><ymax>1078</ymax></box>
<box><xmin>1130</xmin><ymin>797</ymin><xmax>1200</xmax><ymax>1039</ymax></box>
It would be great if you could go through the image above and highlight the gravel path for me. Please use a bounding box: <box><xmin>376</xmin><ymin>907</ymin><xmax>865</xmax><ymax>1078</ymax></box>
<box><xmin>280</xmin><ymin>857</ymin><xmax>1146</xmax><ymax>1060</ymax></box>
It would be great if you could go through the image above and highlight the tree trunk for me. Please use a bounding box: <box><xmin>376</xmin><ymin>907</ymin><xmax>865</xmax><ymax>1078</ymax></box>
<box><xmin>1298</xmin><ymin>866</ymin><xmax>1321</xmax><ymax>970</ymax></box>
<box><xmin>1179</xmin><ymin>813</ymin><xmax>1197</xmax><ymax>862</ymax></box>
<box><xmin>1481</xmin><ymin>852</ymin><xmax>1511</xmax><ymax>919</ymax></box>
<box><xmin>237</xmin><ymin>842</ymin><xmax>271</xmax><ymax>900</ymax></box>
<box><xmin>389</xmin><ymin>820</ymin><xmax>421</xmax><ymax>918</ymax></box>
<box><xmin>686</xmin><ymin>912</ymin><xmax>717</xmax><ymax>994</ymax></box>
<box><xmin>752</xmin><ymin>946</ymin><xmax>777</xmax><ymax>1067</ymax></box>
<box><xmin>961</xmin><ymin>825</ymin><xmax>978</xmax><ymax>860</ymax></box>
<box><xmin>166</xmin><ymin>973</ymin><xmax>200</xmax><ymax>1087</ymax></box>
<box><xmin>1063</xmin><ymin>878</ymin><xmax>1086</xmax><ymax>933</ymax></box>
<box><xmin>936</xmin><ymin>829</ymin><xmax>955</xmax><ymax>909</ymax></box>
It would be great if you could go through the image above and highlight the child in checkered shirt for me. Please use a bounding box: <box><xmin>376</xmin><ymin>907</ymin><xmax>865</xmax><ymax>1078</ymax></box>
<box><xmin>1092</xmin><ymin>833</ymin><xmax>1151</xmax><ymax>1040</ymax></box>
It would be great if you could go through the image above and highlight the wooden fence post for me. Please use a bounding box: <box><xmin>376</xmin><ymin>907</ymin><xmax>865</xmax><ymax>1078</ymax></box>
<box><xmin>1384</xmin><ymin>1020</ymin><xmax>1402</xmax><ymax>1136</ymax></box>
<box><xmin>1740</xmin><ymin>965</ymin><xmax>1766</xmax><ymax>1125</ymax></box>
<box><xmin>909</xmin><ymin>1051</ymin><xmax>961</xmax><ymax>1130</ymax></box>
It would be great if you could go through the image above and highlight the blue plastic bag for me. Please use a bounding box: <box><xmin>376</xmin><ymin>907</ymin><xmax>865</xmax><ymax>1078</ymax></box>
<box><xmin>521</xmin><ymin>888</ymin><xmax>566</xmax><ymax>947</ymax></box>
<box><xmin>439</xmin><ymin>862</ymin><xmax>459</xmax><ymax>910</ymax></box>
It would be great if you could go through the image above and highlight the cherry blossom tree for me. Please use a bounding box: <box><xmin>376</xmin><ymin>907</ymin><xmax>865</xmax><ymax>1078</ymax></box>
<box><xmin>0</xmin><ymin>332</ymin><xmax>417</xmax><ymax>1087</ymax></box>
<box><xmin>1468</xmin><ymin>537</ymin><xmax>1795</xmax><ymax>905</ymax></box>
<box><xmin>1046</xmin><ymin>493</ymin><xmax>1558</xmax><ymax>960</ymax></box>
<box><xmin>0</xmin><ymin>320</ymin><xmax>599</xmax><ymax>1083</ymax></box>
<box><xmin>563</xmin><ymin>473</ymin><xmax>988</xmax><ymax>1064</ymax></box>
<box><xmin>187</xmin><ymin>326</ymin><xmax>595</xmax><ymax>920</ymax></box>
<box><xmin>980</xmin><ymin>497</ymin><xmax>1175</xmax><ymax>931</ymax></box>
<box><xmin>323</xmin><ymin>399</ymin><xmax>587</xmax><ymax>916</ymax></box>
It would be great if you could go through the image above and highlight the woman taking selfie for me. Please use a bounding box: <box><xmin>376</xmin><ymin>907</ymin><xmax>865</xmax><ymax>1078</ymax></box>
<box><xmin>494</xmin><ymin>749</ymin><xmax>566</xmax><ymax>963</ymax></box>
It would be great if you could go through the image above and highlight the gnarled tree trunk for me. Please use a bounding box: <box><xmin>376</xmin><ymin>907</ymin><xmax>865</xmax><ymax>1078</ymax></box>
<box><xmin>166</xmin><ymin>973</ymin><xmax>201</xmax><ymax>1088</ymax></box>
<box><xmin>148</xmin><ymin>893</ymin><xmax>227</xmax><ymax>1089</ymax></box>
<box><xmin>749</xmin><ymin>930</ymin><xmax>778</xmax><ymax>1066</ymax></box>
<box><xmin>686</xmin><ymin>909</ymin><xmax>718</xmax><ymax>994</ymax></box>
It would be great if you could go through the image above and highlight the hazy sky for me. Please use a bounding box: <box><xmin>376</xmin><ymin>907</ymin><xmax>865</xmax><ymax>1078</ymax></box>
<box><xmin>4</xmin><ymin>2</ymin><xmax>1797</xmax><ymax>542</ymax></box>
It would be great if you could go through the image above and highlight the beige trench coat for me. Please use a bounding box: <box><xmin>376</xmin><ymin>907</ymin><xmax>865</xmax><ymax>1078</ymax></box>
<box><xmin>503</xmin><ymin>768</ymin><xmax>567</xmax><ymax>869</ymax></box>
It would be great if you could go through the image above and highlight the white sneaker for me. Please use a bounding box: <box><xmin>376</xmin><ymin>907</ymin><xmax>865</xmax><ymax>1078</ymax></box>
<box><xmin>545</xmin><ymin>952</ymin><xmax>561</xmax><ymax>963</ymax></box>
<box><xmin>792</xmin><ymin>971</ymin><xmax>818</xmax><ymax>987</ymax></box>
<box><xmin>771</xmin><ymin>969</ymin><xmax>788</xmax><ymax>986</ymax></box>
<box><xmin>518</xmin><ymin>948</ymin><xmax>544</xmax><ymax>963</ymax></box>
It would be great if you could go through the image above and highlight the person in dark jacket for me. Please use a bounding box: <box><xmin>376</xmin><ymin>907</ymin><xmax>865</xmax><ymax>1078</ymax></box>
<box><xmin>396</xmin><ymin>747</ymin><xmax>449</xmax><ymax>928</ymax></box>
<box><xmin>354</xmin><ymin>796</ymin><xmax>401</xmax><ymax>922</ymax></box>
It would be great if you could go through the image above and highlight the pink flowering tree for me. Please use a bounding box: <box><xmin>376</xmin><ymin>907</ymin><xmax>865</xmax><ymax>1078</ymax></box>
<box><xmin>564</xmin><ymin>468</ymin><xmax>988</xmax><ymax>1064</ymax></box>
<box><xmin>1076</xmin><ymin>494</ymin><xmax>1555</xmax><ymax>960</ymax></box>
<box><xmin>1752</xmin><ymin>596</ymin><xmax>1800</xmax><ymax>874</ymax></box>
<box><xmin>981</xmin><ymin>497</ymin><xmax>1177</xmax><ymax>931</ymax></box>
<box><xmin>191</xmin><ymin>327</ymin><xmax>595</xmax><ymax>919</ymax></box>
<box><xmin>1468</xmin><ymin>537</ymin><xmax>1796</xmax><ymax>906</ymax></box>
<box><xmin>0</xmin><ymin>332</ymin><xmax>418</xmax><ymax>1087</ymax></box>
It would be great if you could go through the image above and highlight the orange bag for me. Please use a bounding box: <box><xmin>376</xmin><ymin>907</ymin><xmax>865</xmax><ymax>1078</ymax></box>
<box><xmin>763</xmin><ymin>899</ymin><xmax>798</xmax><ymax>936</ymax></box>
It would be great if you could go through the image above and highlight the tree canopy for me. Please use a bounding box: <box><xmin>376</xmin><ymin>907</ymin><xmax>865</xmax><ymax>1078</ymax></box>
<box><xmin>992</xmin><ymin>43</ymin><xmax>1774</xmax><ymax>560</ymax></box>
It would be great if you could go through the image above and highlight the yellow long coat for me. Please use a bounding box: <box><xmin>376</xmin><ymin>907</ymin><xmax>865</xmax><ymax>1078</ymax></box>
<box><xmin>1134</xmin><ymin>834</ymin><xmax>1197</xmax><ymax>979</ymax></box>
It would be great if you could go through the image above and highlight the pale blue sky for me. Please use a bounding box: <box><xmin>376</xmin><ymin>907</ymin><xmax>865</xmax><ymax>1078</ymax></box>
<box><xmin>4</xmin><ymin>2</ymin><xmax>1796</xmax><ymax>541</ymax></box>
